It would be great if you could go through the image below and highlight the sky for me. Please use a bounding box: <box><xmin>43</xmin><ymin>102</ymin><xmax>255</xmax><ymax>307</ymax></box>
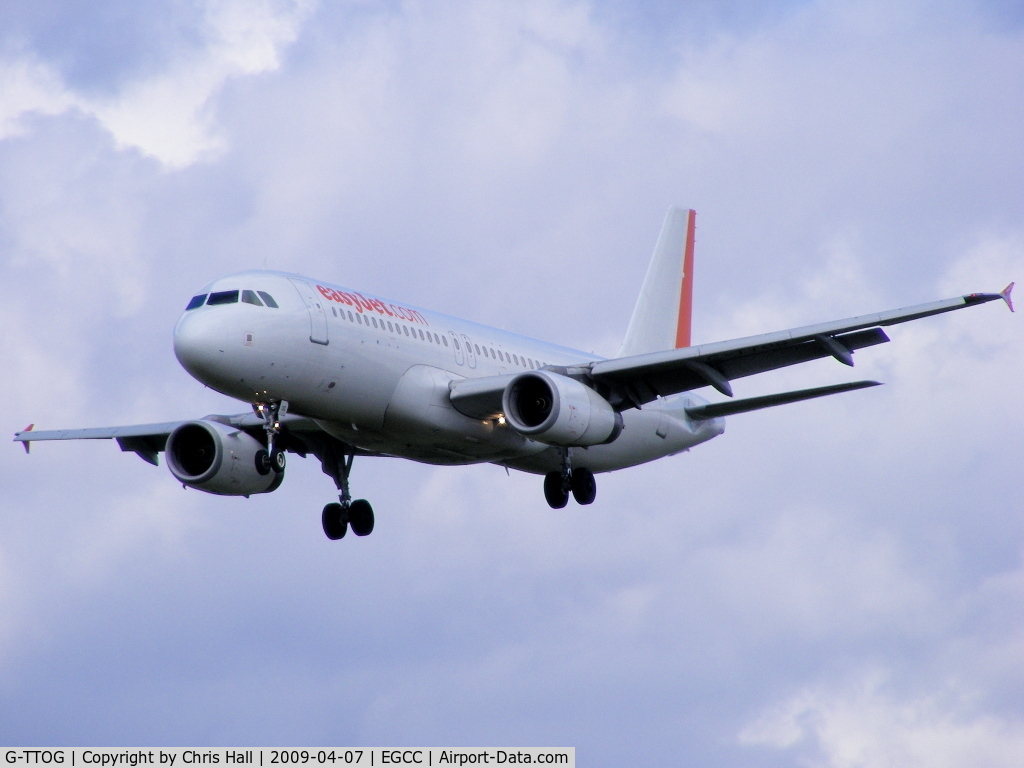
<box><xmin>1</xmin><ymin>0</ymin><xmax>1023</xmax><ymax>764</ymax></box>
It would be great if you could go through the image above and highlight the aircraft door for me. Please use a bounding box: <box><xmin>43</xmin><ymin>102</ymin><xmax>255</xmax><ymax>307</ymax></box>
<box><xmin>461</xmin><ymin>334</ymin><xmax>477</xmax><ymax>369</ymax></box>
<box><xmin>288</xmin><ymin>278</ymin><xmax>329</xmax><ymax>345</ymax></box>
<box><xmin>448</xmin><ymin>331</ymin><xmax>464</xmax><ymax>365</ymax></box>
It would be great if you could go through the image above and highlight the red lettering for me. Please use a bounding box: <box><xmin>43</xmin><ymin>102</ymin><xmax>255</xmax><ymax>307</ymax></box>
<box><xmin>314</xmin><ymin>283</ymin><xmax>427</xmax><ymax>325</ymax></box>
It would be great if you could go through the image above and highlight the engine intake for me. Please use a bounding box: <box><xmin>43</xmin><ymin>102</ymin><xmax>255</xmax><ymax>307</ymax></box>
<box><xmin>166</xmin><ymin>420</ymin><xmax>283</xmax><ymax>496</ymax></box>
<box><xmin>503</xmin><ymin>371</ymin><xmax>622</xmax><ymax>447</ymax></box>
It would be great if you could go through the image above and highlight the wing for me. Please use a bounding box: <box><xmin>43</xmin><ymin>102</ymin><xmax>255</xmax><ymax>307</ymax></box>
<box><xmin>13</xmin><ymin>412</ymin><xmax>366</xmax><ymax>466</ymax></box>
<box><xmin>589</xmin><ymin>286</ymin><xmax>1014</xmax><ymax>408</ymax></box>
<box><xmin>447</xmin><ymin>286</ymin><xmax>1012</xmax><ymax>418</ymax></box>
<box><xmin>14</xmin><ymin>421</ymin><xmax>183</xmax><ymax>465</ymax></box>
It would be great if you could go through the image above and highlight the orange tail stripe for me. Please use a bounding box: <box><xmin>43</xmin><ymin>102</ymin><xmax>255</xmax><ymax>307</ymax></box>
<box><xmin>674</xmin><ymin>209</ymin><xmax>696</xmax><ymax>348</ymax></box>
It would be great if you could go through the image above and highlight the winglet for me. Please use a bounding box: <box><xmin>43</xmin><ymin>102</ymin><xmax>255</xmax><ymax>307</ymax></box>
<box><xmin>1001</xmin><ymin>282</ymin><xmax>1014</xmax><ymax>312</ymax></box>
<box><xmin>19</xmin><ymin>424</ymin><xmax>33</xmax><ymax>454</ymax></box>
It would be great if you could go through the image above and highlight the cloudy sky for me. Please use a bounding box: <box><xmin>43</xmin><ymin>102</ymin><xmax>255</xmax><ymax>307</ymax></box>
<box><xmin>1</xmin><ymin>0</ymin><xmax>1023</xmax><ymax>764</ymax></box>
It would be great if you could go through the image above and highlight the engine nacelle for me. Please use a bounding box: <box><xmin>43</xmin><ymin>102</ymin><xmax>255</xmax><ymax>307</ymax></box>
<box><xmin>165</xmin><ymin>420</ymin><xmax>283</xmax><ymax>496</ymax></box>
<box><xmin>502</xmin><ymin>371</ymin><xmax>623</xmax><ymax>447</ymax></box>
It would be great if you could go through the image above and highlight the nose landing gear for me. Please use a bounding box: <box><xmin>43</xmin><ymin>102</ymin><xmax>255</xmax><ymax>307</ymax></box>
<box><xmin>254</xmin><ymin>400</ymin><xmax>287</xmax><ymax>475</ymax></box>
<box><xmin>543</xmin><ymin>448</ymin><xmax>597</xmax><ymax>508</ymax></box>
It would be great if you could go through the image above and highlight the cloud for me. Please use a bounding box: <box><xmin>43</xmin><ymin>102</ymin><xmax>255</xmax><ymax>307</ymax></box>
<box><xmin>0</xmin><ymin>0</ymin><xmax>315</xmax><ymax>168</ymax></box>
<box><xmin>740</xmin><ymin>674</ymin><xmax>1024</xmax><ymax>767</ymax></box>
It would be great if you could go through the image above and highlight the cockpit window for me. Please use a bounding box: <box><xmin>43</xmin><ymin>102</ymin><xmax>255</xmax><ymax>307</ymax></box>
<box><xmin>257</xmin><ymin>291</ymin><xmax>279</xmax><ymax>308</ymax></box>
<box><xmin>185</xmin><ymin>294</ymin><xmax>207</xmax><ymax>310</ymax></box>
<box><xmin>207</xmin><ymin>290</ymin><xmax>239</xmax><ymax>305</ymax></box>
<box><xmin>241</xmin><ymin>290</ymin><xmax>263</xmax><ymax>306</ymax></box>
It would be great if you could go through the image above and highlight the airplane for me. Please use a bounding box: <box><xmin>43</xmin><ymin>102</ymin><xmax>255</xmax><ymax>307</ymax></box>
<box><xmin>14</xmin><ymin>207</ymin><xmax>1014</xmax><ymax>541</ymax></box>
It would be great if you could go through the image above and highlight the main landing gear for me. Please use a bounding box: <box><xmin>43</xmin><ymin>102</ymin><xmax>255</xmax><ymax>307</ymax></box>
<box><xmin>543</xmin><ymin>448</ymin><xmax>597</xmax><ymax>509</ymax></box>
<box><xmin>254</xmin><ymin>400</ymin><xmax>287</xmax><ymax>476</ymax></box>
<box><xmin>319</xmin><ymin>443</ymin><xmax>374</xmax><ymax>541</ymax></box>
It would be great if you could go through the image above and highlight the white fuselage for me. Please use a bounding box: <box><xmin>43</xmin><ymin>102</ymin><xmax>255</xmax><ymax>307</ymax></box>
<box><xmin>172</xmin><ymin>270</ymin><xmax>724</xmax><ymax>475</ymax></box>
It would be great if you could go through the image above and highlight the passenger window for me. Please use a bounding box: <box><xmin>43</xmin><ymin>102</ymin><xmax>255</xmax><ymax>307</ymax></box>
<box><xmin>372</xmin><ymin>317</ymin><xmax>379</xmax><ymax>328</ymax></box>
<box><xmin>403</xmin><ymin>326</ymin><xmax>409</xmax><ymax>336</ymax></box>
<box><xmin>186</xmin><ymin>294</ymin><xmax>207</xmax><ymax>310</ymax></box>
<box><xmin>443</xmin><ymin>336</ymin><xmax>449</xmax><ymax>347</ymax></box>
<box><xmin>387</xmin><ymin>321</ymin><xmax>393</xmax><ymax>332</ymax></box>
<box><xmin>256</xmin><ymin>291</ymin><xmax>278</xmax><ymax>308</ymax></box>
<box><xmin>207</xmin><ymin>290</ymin><xmax>239</xmax><ymax>305</ymax></box>
<box><xmin>475</xmin><ymin>344</ymin><xmax>481</xmax><ymax>355</ymax></box>
<box><xmin>418</xmin><ymin>329</ymin><xmax>425</xmax><ymax>340</ymax></box>
<box><xmin>241</xmin><ymin>290</ymin><xmax>263</xmax><ymax>306</ymax></box>
<box><xmin>528</xmin><ymin>358</ymin><xmax>534</xmax><ymax>368</ymax></box>
<box><xmin>513</xmin><ymin>355</ymin><xmax>519</xmax><ymax>365</ymax></box>
<box><xmin>453</xmin><ymin>338</ymin><xmax>460</xmax><ymax>350</ymax></box>
<box><xmin>331</xmin><ymin>306</ymin><xmax>337</xmax><ymax>316</ymax></box>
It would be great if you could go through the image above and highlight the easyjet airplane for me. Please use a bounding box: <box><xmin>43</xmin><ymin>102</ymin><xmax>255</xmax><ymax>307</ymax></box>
<box><xmin>15</xmin><ymin>208</ymin><xmax>1014</xmax><ymax>540</ymax></box>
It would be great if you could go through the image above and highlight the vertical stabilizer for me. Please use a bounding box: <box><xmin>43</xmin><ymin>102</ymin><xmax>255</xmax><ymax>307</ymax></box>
<box><xmin>617</xmin><ymin>206</ymin><xmax>696</xmax><ymax>357</ymax></box>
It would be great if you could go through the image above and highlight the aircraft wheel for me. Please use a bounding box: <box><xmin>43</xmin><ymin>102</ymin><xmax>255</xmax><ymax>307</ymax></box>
<box><xmin>270</xmin><ymin>448</ymin><xmax>286</xmax><ymax>474</ymax></box>
<box><xmin>571</xmin><ymin>467</ymin><xmax>597</xmax><ymax>505</ymax></box>
<box><xmin>349</xmin><ymin>499</ymin><xmax>375</xmax><ymax>536</ymax></box>
<box><xmin>544</xmin><ymin>471</ymin><xmax>569</xmax><ymax>509</ymax></box>
<box><xmin>255</xmin><ymin>449</ymin><xmax>271</xmax><ymax>476</ymax></box>
<box><xmin>322</xmin><ymin>502</ymin><xmax>348</xmax><ymax>540</ymax></box>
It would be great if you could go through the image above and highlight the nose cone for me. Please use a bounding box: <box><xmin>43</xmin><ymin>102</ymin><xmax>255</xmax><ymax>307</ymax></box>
<box><xmin>174</xmin><ymin>309</ymin><xmax>230</xmax><ymax>386</ymax></box>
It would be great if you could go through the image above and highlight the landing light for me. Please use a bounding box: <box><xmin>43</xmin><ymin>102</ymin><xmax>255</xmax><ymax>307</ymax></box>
<box><xmin>498</xmin><ymin>416</ymin><xmax>506</xmax><ymax>425</ymax></box>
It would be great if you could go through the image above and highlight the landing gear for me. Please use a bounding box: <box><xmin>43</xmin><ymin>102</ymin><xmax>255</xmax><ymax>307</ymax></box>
<box><xmin>319</xmin><ymin>441</ymin><xmax>374</xmax><ymax>540</ymax></box>
<box><xmin>254</xmin><ymin>400</ymin><xmax>287</xmax><ymax>474</ymax></box>
<box><xmin>543</xmin><ymin>449</ymin><xmax>597</xmax><ymax>508</ymax></box>
<box><xmin>571</xmin><ymin>467</ymin><xmax>596</xmax><ymax>505</ymax></box>
<box><xmin>322</xmin><ymin>502</ymin><xmax>347</xmax><ymax>539</ymax></box>
<box><xmin>544</xmin><ymin>471</ymin><xmax>569</xmax><ymax>508</ymax></box>
<box><xmin>270</xmin><ymin>447</ymin><xmax>286</xmax><ymax>473</ymax></box>
<box><xmin>349</xmin><ymin>499</ymin><xmax>375</xmax><ymax>536</ymax></box>
<box><xmin>255</xmin><ymin>450</ymin><xmax>271</xmax><ymax>475</ymax></box>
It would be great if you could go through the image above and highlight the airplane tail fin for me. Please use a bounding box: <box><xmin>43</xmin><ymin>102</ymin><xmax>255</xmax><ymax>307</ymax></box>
<box><xmin>617</xmin><ymin>206</ymin><xmax>696</xmax><ymax>358</ymax></box>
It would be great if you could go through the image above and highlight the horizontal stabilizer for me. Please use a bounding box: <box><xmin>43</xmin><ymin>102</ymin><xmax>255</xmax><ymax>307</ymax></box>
<box><xmin>685</xmin><ymin>380</ymin><xmax>881</xmax><ymax>420</ymax></box>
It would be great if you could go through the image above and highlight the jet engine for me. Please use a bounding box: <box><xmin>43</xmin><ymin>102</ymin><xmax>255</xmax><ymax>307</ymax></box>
<box><xmin>165</xmin><ymin>420</ymin><xmax>283</xmax><ymax>496</ymax></box>
<box><xmin>502</xmin><ymin>371</ymin><xmax>623</xmax><ymax>447</ymax></box>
